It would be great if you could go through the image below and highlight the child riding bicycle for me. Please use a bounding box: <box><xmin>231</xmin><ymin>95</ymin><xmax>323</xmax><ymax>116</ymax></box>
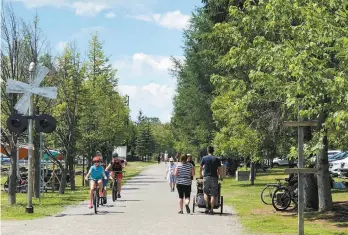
<box><xmin>106</xmin><ymin>152</ymin><xmax>124</xmax><ymax>198</ymax></box>
<box><xmin>101</xmin><ymin>163</ymin><xmax>110</xmax><ymax>204</ymax></box>
<box><xmin>85</xmin><ymin>156</ymin><xmax>107</xmax><ymax>209</ymax></box>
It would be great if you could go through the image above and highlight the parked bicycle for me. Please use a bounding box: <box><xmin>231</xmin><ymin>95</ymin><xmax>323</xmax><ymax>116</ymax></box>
<box><xmin>260</xmin><ymin>178</ymin><xmax>284</xmax><ymax>205</ymax></box>
<box><xmin>272</xmin><ymin>178</ymin><xmax>298</xmax><ymax>211</ymax></box>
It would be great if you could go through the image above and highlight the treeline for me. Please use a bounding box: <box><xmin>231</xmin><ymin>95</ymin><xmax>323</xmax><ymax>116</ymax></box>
<box><xmin>0</xmin><ymin>5</ymin><xmax>174</xmax><ymax>204</ymax></box>
<box><xmin>171</xmin><ymin>0</ymin><xmax>348</xmax><ymax>212</ymax></box>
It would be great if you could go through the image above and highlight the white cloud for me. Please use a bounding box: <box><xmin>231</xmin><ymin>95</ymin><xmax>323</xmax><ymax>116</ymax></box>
<box><xmin>11</xmin><ymin>0</ymin><xmax>68</xmax><ymax>8</ymax></box>
<box><xmin>72</xmin><ymin>1</ymin><xmax>109</xmax><ymax>16</ymax></box>
<box><xmin>113</xmin><ymin>53</ymin><xmax>183</xmax><ymax>123</ymax></box>
<box><xmin>12</xmin><ymin>0</ymin><xmax>155</xmax><ymax>17</ymax></box>
<box><xmin>133</xmin><ymin>10</ymin><xmax>191</xmax><ymax>30</ymax></box>
<box><xmin>118</xmin><ymin>83</ymin><xmax>175</xmax><ymax>123</ymax></box>
<box><xmin>113</xmin><ymin>53</ymin><xmax>183</xmax><ymax>77</ymax></box>
<box><xmin>133</xmin><ymin>53</ymin><xmax>173</xmax><ymax>72</ymax></box>
<box><xmin>56</xmin><ymin>41</ymin><xmax>68</xmax><ymax>52</ymax></box>
<box><xmin>105</xmin><ymin>12</ymin><xmax>116</xmax><ymax>18</ymax></box>
<box><xmin>53</xmin><ymin>26</ymin><xmax>105</xmax><ymax>53</ymax></box>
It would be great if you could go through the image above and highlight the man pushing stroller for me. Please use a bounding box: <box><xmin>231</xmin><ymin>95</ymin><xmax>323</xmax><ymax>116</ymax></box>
<box><xmin>199</xmin><ymin>146</ymin><xmax>221</xmax><ymax>215</ymax></box>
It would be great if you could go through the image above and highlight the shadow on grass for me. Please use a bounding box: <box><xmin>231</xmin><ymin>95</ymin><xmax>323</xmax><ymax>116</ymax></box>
<box><xmin>282</xmin><ymin>201</ymin><xmax>348</xmax><ymax>228</ymax></box>
<box><xmin>257</xmin><ymin>172</ymin><xmax>288</xmax><ymax>176</ymax></box>
<box><xmin>332</xmin><ymin>189</ymin><xmax>348</xmax><ymax>194</ymax></box>
<box><xmin>238</xmin><ymin>183</ymin><xmax>268</xmax><ymax>187</ymax></box>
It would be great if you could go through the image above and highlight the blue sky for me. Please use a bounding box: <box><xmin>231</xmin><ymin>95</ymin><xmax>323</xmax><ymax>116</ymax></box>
<box><xmin>9</xmin><ymin>0</ymin><xmax>202</xmax><ymax>122</ymax></box>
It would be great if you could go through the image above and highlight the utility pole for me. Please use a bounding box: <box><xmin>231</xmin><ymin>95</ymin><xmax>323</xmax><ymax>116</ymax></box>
<box><xmin>297</xmin><ymin>105</ymin><xmax>305</xmax><ymax>235</ymax></box>
<box><xmin>26</xmin><ymin>62</ymin><xmax>35</xmax><ymax>213</ymax></box>
<box><xmin>284</xmin><ymin>117</ymin><xmax>318</xmax><ymax>235</ymax></box>
<box><xmin>35</xmin><ymin>107</ymin><xmax>41</xmax><ymax>198</ymax></box>
<box><xmin>125</xmin><ymin>94</ymin><xmax>130</xmax><ymax>152</ymax></box>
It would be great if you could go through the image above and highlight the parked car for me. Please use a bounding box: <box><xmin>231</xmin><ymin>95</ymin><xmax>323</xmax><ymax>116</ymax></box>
<box><xmin>309</xmin><ymin>150</ymin><xmax>342</xmax><ymax>163</ymax></box>
<box><xmin>1</xmin><ymin>156</ymin><xmax>10</xmax><ymax>164</ymax></box>
<box><xmin>328</xmin><ymin>150</ymin><xmax>342</xmax><ymax>158</ymax></box>
<box><xmin>273</xmin><ymin>157</ymin><xmax>289</xmax><ymax>166</ymax></box>
<box><xmin>329</xmin><ymin>152</ymin><xmax>348</xmax><ymax>176</ymax></box>
<box><xmin>272</xmin><ymin>157</ymin><xmax>297</xmax><ymax>166</ymax></box>
<box><xmin>329</xmin><ymin>152</ymin><xmax>348</xmax><ymax>162</ymax></box>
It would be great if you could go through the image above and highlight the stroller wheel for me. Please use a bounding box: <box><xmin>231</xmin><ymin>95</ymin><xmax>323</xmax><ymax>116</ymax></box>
<box><xmin>220</xmin><ymin>196</ymin><xmax>224</xmax><ymax>214</ymax></box>
<box><xmin>192</xmin><ymin>196</ymin><xmax>196</xmax><ymax>213</ymax></box>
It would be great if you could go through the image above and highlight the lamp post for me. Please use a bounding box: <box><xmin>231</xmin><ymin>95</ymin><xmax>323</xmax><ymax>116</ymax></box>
<box><xmin>26</xmin><ymin>62</ymin><xmax>35</xmax><ymax>213</ymax></box>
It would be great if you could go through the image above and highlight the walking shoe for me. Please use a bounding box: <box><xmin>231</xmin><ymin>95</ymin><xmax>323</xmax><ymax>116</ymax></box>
<box><xmin>88</xmin><ymin>201</ymin><xmax>93</xmax><ymax>208</ymax></box>
<box><xmin>209</xmin><ymin>210</ymin><xmax>214</xmax><ymax>215</ymax></box>
<box><xmin>103</xmin><ymin>197</ymin><xmax>107</xmax><ymax>204</ymax></box>
<box><xmin>178</xmin><ymin>211</ymin><xmax>183</xmax><ymax>214</ymax></box>
<box><xmin>185</xmin><ymin>204</ymin><xmax>190</xmax><ymax>214</ymax></box>
<box><xmin>117</xmin><ymin>193</ymin><xmax>121</xmax><ymax>198</ymax></box>
<box><xmin>204</xmin><ymin>208</ymin><xmax>210</xmax><ymax>214</ymax></box>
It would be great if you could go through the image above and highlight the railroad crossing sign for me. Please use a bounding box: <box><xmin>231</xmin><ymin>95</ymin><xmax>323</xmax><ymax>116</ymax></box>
<box><xmin>5</xmin><ymin>66</ymin><xmax>57</xmax><ymax>114</ymax></box>
<box><xmin>5</xmin><ymin>63</ymin><xmax>58</xmax><ymax>214</ymax></box>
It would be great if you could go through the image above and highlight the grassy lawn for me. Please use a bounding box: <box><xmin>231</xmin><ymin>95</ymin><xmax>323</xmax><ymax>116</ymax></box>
<box><xmin>220</xmin><ymin>167</ymin><xmax>348</xmax><ymax>235</ymax></box>
<box><xmin>0</xmin><ymin>161</ymin><xmax>154</xmax><ymax>220</ymax></box>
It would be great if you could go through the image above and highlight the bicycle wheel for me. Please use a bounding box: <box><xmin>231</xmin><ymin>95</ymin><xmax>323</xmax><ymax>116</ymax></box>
<box><xmin>112</xmin><ymin>179</ymin><xmax>118</xmax><ymax>202</ymax></box>
<box><xmin>261</xmin><ymin>185</ymin><xmax>277</xmax><ymax>205</ymax></box>
<box><xmin>272</xmin><ymin>187</ymin><xmax>291</xmax><ymax>211</ymax></box>
<box><xmin>290</xmin><ymin>185</ymin><xmax>298</xmax><ymax>205</ymax></box>
<box><xmin>100</xmin><ymin>188</ymin><xmax>104</xmax><ymax>206</ymax></box>
<box><xmin>93</xmin><ymin>190</ymin><xmax>97</xmax><ymax>214</ymax></box>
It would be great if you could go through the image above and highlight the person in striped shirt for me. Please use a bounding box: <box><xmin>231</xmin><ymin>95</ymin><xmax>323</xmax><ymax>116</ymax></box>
<box><xmin>174</xmin><ymin>154</ymin><xmax>194</xmax><ymax>214</ymax></box>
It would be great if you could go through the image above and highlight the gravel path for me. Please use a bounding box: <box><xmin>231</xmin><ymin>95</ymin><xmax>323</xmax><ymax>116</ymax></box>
<box><xmin>1</xmin><ymin>163</ymin><xmax>245</xmax><ymax>235</ymax></box>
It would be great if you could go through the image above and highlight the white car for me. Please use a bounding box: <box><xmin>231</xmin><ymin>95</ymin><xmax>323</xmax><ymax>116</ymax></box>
<box><xmin>329</xmin><ymin>154</ymin><xmax>348</xmax><ymax>176</ymax></box>
<box><xmin>273</xmin><ymin>157</ymin><xmax>290</xmax><ymax>166</ymax></box>
<box><xmin>309</xmin><ymin>150</ymin><xmax>342</xmax><ymax>163</ymax></box>
<box><xmin>328</xmin><ymin>150</ymin><xmax>342</xmax><ymax>158</ymax></box>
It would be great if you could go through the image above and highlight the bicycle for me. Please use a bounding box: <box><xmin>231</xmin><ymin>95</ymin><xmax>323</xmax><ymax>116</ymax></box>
<box><xmin>260</xmin><ymin>178</ymin><xmax>284</xmax><ymax>205</ymax></box>
<box><xmin>88</xmin><ymin>178</ymin><xmax>104</xmax><ymax>214</ymax></box>
<box><xmin>271</xmin><ymin>180</ymin><xmax>298</xmax><ymax>211</ymax></box>
<box><xmin>110</xmin><ymin>171</ymin><xmax>125</xmax><ymax>202</ymax></box>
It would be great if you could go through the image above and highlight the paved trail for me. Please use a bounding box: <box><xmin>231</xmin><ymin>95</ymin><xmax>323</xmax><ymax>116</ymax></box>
<box><xmin>2</xmin><ymin>163</ymin><xmax>244</xmax><ymax>235</ymax></box>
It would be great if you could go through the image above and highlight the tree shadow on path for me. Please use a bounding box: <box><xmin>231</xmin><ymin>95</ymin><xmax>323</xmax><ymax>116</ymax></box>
<box><xmin>117</xmin><ymin>199</ymin><xmax>143</xmax><ymax>202</ymax></box>
<box><xmin>190</xmin><ymin>212</ymin><xmax>234</xmax><ymax>217</ymax></box>
<box><xmin>55</xmin><ymin>211</ymin><xmax>124</xmax><ymax>217</ymax></box>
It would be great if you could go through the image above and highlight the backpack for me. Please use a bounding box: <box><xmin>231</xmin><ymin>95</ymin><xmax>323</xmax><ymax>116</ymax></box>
<box><xmin>112</xmin><ymin>159</ymin><xmax>122</xmax><ymax>170</ymax></box>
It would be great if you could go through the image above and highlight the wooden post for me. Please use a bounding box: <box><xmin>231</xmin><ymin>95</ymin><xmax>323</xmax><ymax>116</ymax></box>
<box><xmin>284</xmin><ymin>119</ymin><xmax>318</xmax><ymax>235</ymax></box>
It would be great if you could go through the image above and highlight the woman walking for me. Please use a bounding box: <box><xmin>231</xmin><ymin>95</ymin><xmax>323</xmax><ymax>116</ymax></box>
<box><xmin>165</xmin><ymin>157</ymin><xmax>176</xmax><ymax>191</ymax></box>
<box><xmin>174</xmin><ymin>154</ymin><xmax>194</xmax><ymax>214</ymax></box>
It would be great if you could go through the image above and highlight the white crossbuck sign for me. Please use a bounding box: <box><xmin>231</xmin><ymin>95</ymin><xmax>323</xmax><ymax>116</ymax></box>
<box><xmin>6</xmin><ymin>66</ymin><xmax>57</xmax><ymax>114</ymax></box>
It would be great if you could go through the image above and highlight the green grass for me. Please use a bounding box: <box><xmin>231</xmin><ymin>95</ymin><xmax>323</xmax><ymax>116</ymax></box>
<box><xmin>219</xmin><ymin>167</ymin><xmax>348</xmax><ymax>235</ymax></box>
<box><xmin>0</xmin><ymin>161</ymin><xmax>154</xmax><ymax>220</ymax></box>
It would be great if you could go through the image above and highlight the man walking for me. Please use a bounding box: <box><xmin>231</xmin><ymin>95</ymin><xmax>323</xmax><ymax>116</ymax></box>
<box><xmin>199</xmin><ymin>146</ymin><xmax>221</xmax><ymax>215</ymax></box>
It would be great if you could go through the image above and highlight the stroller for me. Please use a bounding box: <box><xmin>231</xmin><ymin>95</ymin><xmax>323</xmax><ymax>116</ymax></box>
<box><xmin>192</xmin><ymin>178</ymin><xmax>224</xmax><ymax>214</ymax></box>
